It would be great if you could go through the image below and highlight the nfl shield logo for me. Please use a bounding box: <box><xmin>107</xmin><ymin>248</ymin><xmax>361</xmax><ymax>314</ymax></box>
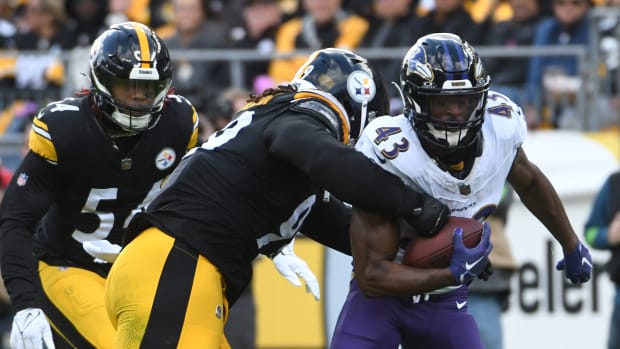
<box><xmin>16</xmin><ymin>173</ymin><xmax>28</xmax><ymax>186</ymax></box>
<box><xmin>459</xmin><ymin>183</ymin><xmax>471</xmax><ymax>195</ymax></box>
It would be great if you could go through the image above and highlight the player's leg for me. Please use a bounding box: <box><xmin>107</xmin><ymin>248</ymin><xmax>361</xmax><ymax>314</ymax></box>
<box><xmin>401</xmin><ymin>287</ymin><xmax>484</xmax><ymax>349</ymax></box>
<box><xmin>105</xmin><ymin>227</ymin><xmax>229</xmax><ymax>349</ymax></box>
<box><xmin>608</xmin><ymin>289</ymin><xmax>620</xmax><ymax>349</ymax></box>
<box><xmin>467</xmin><ymin>293</ymin><xmax>503</xmax><ymax>349</ymax></box>
<box><xmin>329</xmin><ymin>278</ymin><xmax>401</xmax><ymax>349</ymax></box>
<box><xmin>38</xmin><ymin>261</ymin><xmax>114</xmax><ymax>349</ymax></box>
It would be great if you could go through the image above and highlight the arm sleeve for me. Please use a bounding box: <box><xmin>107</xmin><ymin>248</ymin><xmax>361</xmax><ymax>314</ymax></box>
<box><xmin>584</xmin><ymin>178</ymin><xmax>613</xmax><ymax>249</ymax></box>
<box><xmin>300</xmin><ymin>193</ymin><xmax>352</xmax><ymax>256</ymax></box>
<box><xmin>0</xmin><ymin>153</ymin><xmax>57</xmax><ymax>311</ymax></box>
<box><xmin>264</xmin><ymin>114</ymin><xmax>422</xmax><ymax>216</ymax></box>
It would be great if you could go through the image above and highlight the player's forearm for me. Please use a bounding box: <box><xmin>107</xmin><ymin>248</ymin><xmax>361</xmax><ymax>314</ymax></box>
<box><xmin>354</xmin><ymin>261</ymin><xmax>457</xmax><ymax>297</ymax></box>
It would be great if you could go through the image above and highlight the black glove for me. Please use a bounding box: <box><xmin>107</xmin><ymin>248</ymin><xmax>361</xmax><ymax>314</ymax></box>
<box><xmin>477</xmin><ymin>260</ymin><xmax>494</xmax><ymax>281</ymax></box>
<box><xmin>404</xmin><ymin>194</ymin><xmax>450</xmax><ymax>237</ymax></box>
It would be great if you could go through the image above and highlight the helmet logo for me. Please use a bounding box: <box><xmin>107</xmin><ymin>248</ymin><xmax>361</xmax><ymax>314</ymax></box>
<box><xmin>407</xmin><ymin>47</ymin><xmax>434</xmax><ymax>82</ymax></box>
<box><xmin>155</xmin><ymin>148</ymin><xmax>177</xmax><ymax>170</ymax></box>
<box><xmin>346</xmin><ymin>71</ymin><xmax>376</xmax><ymax>103</ymax></box>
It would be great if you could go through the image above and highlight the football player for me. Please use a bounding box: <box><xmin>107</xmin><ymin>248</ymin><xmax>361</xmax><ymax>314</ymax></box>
<box><xmin>330</xmin><ymin>33</ymin><xmax>593</xmax><ymax>349</ymax></box>
<box><xmin>0</xmin><ymin>22</ymin><xmax>201</xmax><ymax>349</ymax></box>
<box><xmin>104</xmin><ymin>48</ymin><xmax>457</xmax><ymax>348</ymax></box>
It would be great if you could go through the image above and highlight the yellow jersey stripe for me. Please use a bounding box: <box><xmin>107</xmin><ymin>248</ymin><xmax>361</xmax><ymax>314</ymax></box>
<box><xmin>186</xmin><ymin>108</ymin><xmax>199</xmax><ymax>150</ymax></box>
<box><xmin>133</xmin><ymin>23</ymin><xmax>151</xmax><ymax>68</ymax></box>
<box><xmin>30</xmin><ymin>121</ymin><xmax>58</xmax><ymax>164</ymax></box>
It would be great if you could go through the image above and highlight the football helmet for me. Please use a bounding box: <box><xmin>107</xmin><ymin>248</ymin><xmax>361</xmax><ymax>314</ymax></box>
<box><xmin>292</xmin><ymin>48</ymin><xmax>389</xmax><ymax>145</ymax></box>
<box><xmin>400</xmin><ymin>33</ymin><xmax>490</xmax><ymax>150</ymax></box>
<box><xmin>89</xmin><ymin>22</ymin><xmax>172</xmax><ymax>135</ymax></box>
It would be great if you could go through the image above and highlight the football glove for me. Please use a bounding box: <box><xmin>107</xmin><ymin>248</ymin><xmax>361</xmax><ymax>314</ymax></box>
<box><xmin>448</xmin><ymin>222</ymin><xmax>493</xmax><ymax>284</ymax></box>
<box><xmin>271</xmin><ymin>239</ymin><xmax>321</xmax><ymax>300</ymax></box>
<box><xmin>10</xmin><ymin>308</ymin><xmax>55</xmax><ymax>349</ymax></box>
<box><xmin>404</xmin><ymin>194</ymin><xmax>450</xmax><ymax>237</ymax></box>
<box><xmin>555</xmin><ymin>241</ymin><xmax>593</xmax><ymax>284</ymax></box>
<box><xmin>82</xmin><ymin>240</ymin><xmax>122</xmax><ymax>263</ymax></box>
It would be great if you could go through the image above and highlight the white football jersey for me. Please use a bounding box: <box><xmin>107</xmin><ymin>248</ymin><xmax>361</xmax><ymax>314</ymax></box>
<box><xmin>356</xmin><ymin>91</ymin><xmax>527</xmax><ymax>220</ymax></box>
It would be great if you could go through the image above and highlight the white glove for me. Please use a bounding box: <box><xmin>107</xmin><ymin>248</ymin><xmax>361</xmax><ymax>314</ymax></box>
<box><xmin>271</xmin><ymin>239</ymin><xmax>321</xmax><ymax>301</ymax></box>
<box><xmin>82</xmin><ymin>240</ymin><xmax>122</xmax><ymax>263</ymax></box>
<box><xmin>10</xmin><ymin>308</ymin><xmax>55</xmax><ymax>349</ymax></box>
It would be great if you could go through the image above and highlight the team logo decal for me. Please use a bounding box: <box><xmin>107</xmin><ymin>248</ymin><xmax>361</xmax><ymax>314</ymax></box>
<box><xmin>215</xmin><ymin>305</ymin><xmax>223</xmax><ymax>319</ymax></box>
<box><xmin>407</xmin><ymin>46</ymin><xmax>434</xmax><ymax>82</ymax></box>
<box><xmin>346</xmin><ymin>70</ymin><xmax>376</xmax><ymax>103</ymax></box>
<box><xmin>155</xmin><ymin>148</ymin><xmax>176</xmax><ymax>170</ymax></box>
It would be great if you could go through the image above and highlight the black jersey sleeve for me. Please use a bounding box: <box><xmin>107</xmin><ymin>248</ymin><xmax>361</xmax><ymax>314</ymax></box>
<box><xmin>300</xmin><ymin>193</ymin><xmax>352</xmax><ymax>256</ymax></box>
<box><xmin>264</xmin><ymin>113</ymin><xmax>423</xmax><ymax>217</ymax></box>
<box><xmin>0</xmin><ymin>153</ymin><xmax>58</xmax><ymax>311</ymax></box>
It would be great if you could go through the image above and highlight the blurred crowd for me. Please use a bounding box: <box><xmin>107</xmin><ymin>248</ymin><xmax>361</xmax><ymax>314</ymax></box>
<box><xmin>0</xmin><ymin>0</ymin><xmax>618</xmax><ymax>143</ymax></box>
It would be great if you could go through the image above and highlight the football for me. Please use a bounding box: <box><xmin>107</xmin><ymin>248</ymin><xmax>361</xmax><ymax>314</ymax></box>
<box><xmin>403</xmin><ymin>216</ymin><xmax>484</xmax><ymax>268</ymax></box>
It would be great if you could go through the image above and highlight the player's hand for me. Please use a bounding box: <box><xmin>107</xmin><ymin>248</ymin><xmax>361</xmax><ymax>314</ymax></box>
<box><xmin>555</xmin><ymin>241</ymin><xmax>592</xmax><ymax>284</ymax></box>
<box><xmin>10</xmin><ymin>308</ymin><xmax>55</xmax><ymax>349</ymax></box>
<box><xmin>271</xmin><ymin>239</ymin><xmax>321</xmax><ymax>300</ymax></box>
<box><xmin>405</xmin><ymin>194</ymin><xmax>450</xmax><ymax>237</ymax></box>
<box><xmin>448</xmin><ymin>222</ymin><xmax>493</xmax><ymax>283</ymax></box>
<box><xmin>477</xmin><ymin>260</ymin><xmax>494</xmax><ymax>281</ymax></box>
<box><xmin>82</xmin><ymin>240</ymin><xmax>122</xmax><ymax>263</ymax></box>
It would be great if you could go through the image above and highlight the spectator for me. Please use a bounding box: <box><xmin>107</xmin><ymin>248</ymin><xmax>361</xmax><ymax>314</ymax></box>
<box><xmin>163</xmin><ymin>0</ymin><xmax>230</xmax><ymax>113</ymax></box>
<box><xmin>359</xmin><ymin>0</ymin><xmax>421</xmax><ymax>112</ymax></box>
<box><xmin>483</xmin><ymin>0</ymin><xmax>543</xmax><ymax>105</ymax></box>
<box><xmin>596</xmin><ymin>0</ymin><xmax>620</xmax><ymax>128</ymax></box>
<box><xmin>409</xmin><ymin>0</ymin><xmax>485</xmax><ymax>45</ymax></box>
<box><xmin>584</xmin><ymin>170</ymin><xmax>620</xmax><ymax>349</ymax></box>
<box><xmin>1</xmin><ymin>0</ymin><xmax>69</xmax><ymax>101</ymax></box>
<box><xmin>61</xmin><ymin>0</ymin><xmax>108</xmax><ymax>49</ymax></box>
<box><xmin>203</xmin><ymin>87</ymin><xmax>251</xmax><ymax>138</ymax></box>
<box><xmin>468</xmin><ymin>184</ymin><xmax>518</xmax><ymax>349</ymax></box>
<box><xmin>227</xmin><ymin>0</ymin><xmax>286</xmax><ymax>92</ymax></box>
<box><xmin>268</xmin><ymin>0</ymin><xmax>369</xmax><ymax>84</ymax></box>
<box><xmin>105</xmin><ymin>0</ymin><xmax>149</xmax><ymax>26</ymax></box>
<box><xmin>523</xmin><ymin>0</ymin><xmax>591</xmax><ymax>130</ymax></box>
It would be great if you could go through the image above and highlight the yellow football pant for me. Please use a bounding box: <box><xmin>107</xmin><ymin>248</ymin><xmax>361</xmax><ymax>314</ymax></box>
<box><xmin>38</xmin><ymin>260</ymin><xmax>115</xmax><ymax>348</ymax></box>
<box><xmin>105</xmin><ymin>227</ymin><xmax>231</xmax><ymax>349</ymax></box>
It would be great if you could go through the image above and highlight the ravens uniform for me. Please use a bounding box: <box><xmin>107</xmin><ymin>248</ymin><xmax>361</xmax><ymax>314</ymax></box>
<box><xmin>106</xmin><ymin>48</ymin><xmax>450</xmax><ymax>348</ymax></box>
<box><xmin>331</xmin><ymin>33</ymin><xmax>592</xmax><ymax>349</ymax></box>
<box><xmin>0</xmin><ymin>22</ymin><xmax>200</xmax><ymax>349</ymax></box>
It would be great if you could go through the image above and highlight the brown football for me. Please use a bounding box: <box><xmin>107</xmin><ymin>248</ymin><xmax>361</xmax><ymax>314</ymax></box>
<box><xmin>403</xmin><ymin>216</ymin><xmax>484</xmax><ymax>268</ymax></box>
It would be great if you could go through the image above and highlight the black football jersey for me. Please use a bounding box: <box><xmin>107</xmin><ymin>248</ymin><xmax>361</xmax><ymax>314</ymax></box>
<box><xmin>0</xmin><ymin>94</ymin><xmax>199</xmax><ymax>311</ymax></box>
<box><xmin>127</xmin><ymin>89</ymin><xmax>422</xmax><ymax>304</ymax></box>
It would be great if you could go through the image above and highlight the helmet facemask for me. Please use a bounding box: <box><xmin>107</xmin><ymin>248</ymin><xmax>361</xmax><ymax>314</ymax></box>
<box><xmin>91</xmin><ymin>69</ymin><xmax>171</xmax><ymax>134</ymax></box>
<box><xmin>405</xmin><ymin>86</ymin><xmax>487</xmax><ymax>150</ymax></box>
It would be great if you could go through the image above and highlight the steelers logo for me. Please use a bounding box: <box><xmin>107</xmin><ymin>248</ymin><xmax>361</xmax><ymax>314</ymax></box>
<box><xmin>155</xmin><ymin>147</ymin><xmax>176</xmax><ymax>170</ymax></box>
<box><xmin>346</xmin><ymin>70</ymin><xmax>376</xmax><ymax>104</ymax></box>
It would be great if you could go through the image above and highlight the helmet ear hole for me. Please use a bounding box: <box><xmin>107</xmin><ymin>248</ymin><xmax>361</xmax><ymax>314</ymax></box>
<box><xmin>89</xmin><ymin>21</ymin><xmax>172</xmax><ymax>136</ymax></box>
<box><xmin>400</xmin><ymin>33</ymin><xmax>489</xmax><ymax>150</ymax></box>
<box><xmin>294</xmin><ymin>48</ymin><xmax>389</xmax><ymax>144</ymax></box>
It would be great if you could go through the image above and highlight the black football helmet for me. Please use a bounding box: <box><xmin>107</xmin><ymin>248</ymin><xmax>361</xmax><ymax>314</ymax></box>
<box><xmin>89</xmin><ymin>21</ymin><xmax>172</xmax><ymax>136</ymax></box>
<box><xmin>292</xmin><ymin>48</ymin><xmax>389</xmax><ymax>145</ymax></box>
<box><xmin>400</xmin><ymin>33</ymin><xmax>490</xmax><ymax>150</ymax></box>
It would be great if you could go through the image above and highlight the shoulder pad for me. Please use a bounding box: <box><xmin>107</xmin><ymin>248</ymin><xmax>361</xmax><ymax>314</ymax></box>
<box><xmin>291</xmin><ymin>99</ymin><xmax>342</xmax><ymax>141</ymax></box>
<box><xmin>29</xmin><ymin>98</ymin><xmax>83</xmax><ymax>165</ymax></box>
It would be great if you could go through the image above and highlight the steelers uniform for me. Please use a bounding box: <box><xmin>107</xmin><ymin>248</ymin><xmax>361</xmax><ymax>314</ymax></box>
<box><xmin>106</xmin><ymin>88</ymin><xmax>427</xmax><ymax>348</ymax></box>
<box><xmin>0</xmin><ymin>94</ymin><xmax>199</xmax><ymax>349</ymax></box>
<box><xmin>331</xmin><ymin>91</ymin><xmax>527</xmax><ymax>349</ymax></box>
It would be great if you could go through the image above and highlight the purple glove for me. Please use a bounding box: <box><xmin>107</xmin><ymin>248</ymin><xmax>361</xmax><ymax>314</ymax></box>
<box><xmin>448</xmin><ymin>222</ymin><xmax>493</xmax><ymax>283</ymax></box>
<box><xmin>555</xmin><ymin>241</ymin><xmax>592</xmax><ymax>284</ymax></box>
